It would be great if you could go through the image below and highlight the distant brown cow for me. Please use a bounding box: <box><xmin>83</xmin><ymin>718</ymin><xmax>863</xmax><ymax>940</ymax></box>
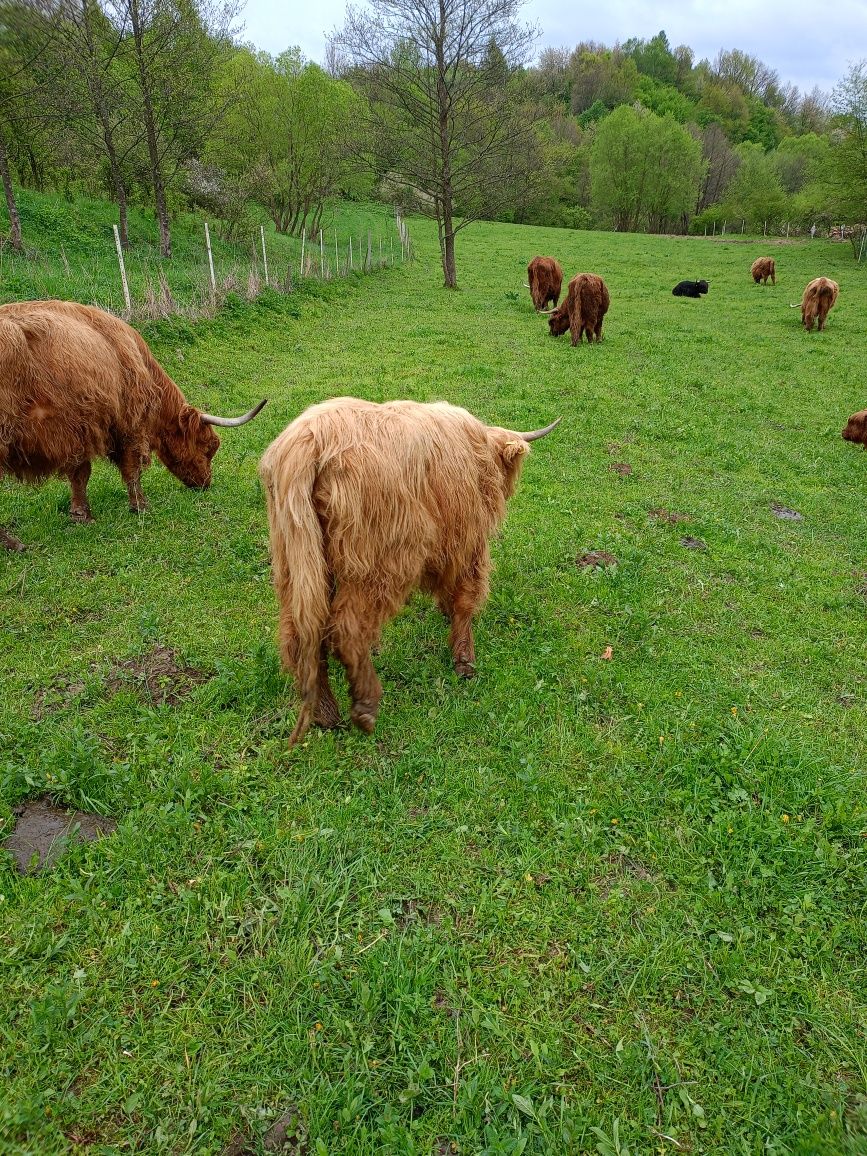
<box><xmin>841</xmin><ymin>409</ymin><xmax>867</xmax><ymax>446</ymax></box>
<box><xmin>545</xmin><ymin>273</ymin><xmax>610</xmax><ymax>345</ymax></box>
<box><xmin>258</xmin><ymin>398</ymin><xmax>560</xmax><ymax>745</ymax></box>
<box><xmin>526</xmin><ymin>256</ymin><xmax>563</xmax><ymax>312</ymax></box>
<box><xmin>751</xmin><ymin>257</ymin><xmax>776</xmax><ymax>285</ymax></box>
<box><xmin>792</xmin><ymin>277</ymin><xmax>839</xmax><ymax>331</ymax></box>
<box><xmin>0</xmin><ymin>300</ymin><xmax>265</xmax><ymax>549</ymax></box>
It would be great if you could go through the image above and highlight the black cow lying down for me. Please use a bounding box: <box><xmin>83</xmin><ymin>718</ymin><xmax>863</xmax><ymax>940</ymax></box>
<box><xmin>672</xmin><ymin>279</ymin><xmax>709</xmax><ymax>297</ymax></box>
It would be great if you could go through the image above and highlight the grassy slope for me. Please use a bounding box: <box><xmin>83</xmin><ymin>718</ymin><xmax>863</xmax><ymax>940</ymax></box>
<box><xmin>0</xmin><ymin>187</ymin><xmax>400</xmax><ymax>311</ymax></box>
<box><xmin>1</xmin><ymin>217</ymin><xmax>866</xmax><ymax>1155</ymax></box>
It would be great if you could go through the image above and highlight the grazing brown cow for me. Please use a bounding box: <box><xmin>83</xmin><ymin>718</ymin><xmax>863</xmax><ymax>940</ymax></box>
<box><xmin>546</xmin><ymin>273</ymin><xmax>610</xmax><ymax>345</ymax></box>
<box><xmin>792</xmin><ymin>277</ymin><xmax>839</xmax><ymax>331</ymax></box>
<box><xmin>526</xmin><ymin>256</ymin><xmax>563</xmax><ymax>312</ymax></box>
<box><xmin>0</xmin><ymin>300</ymin><xmax>265</xmax><ymax>549</ymax></box>
<box><xmin>751</xmin><ymin>257</ymin><xmax>776</xmax><ymax>285</ymax></box>
<box><xmin>258</xmin><ymin>398</ymin><xmax>560</xmax><ymax>745</ymax></box>
<box><xmin>841</xmin><ymin>409</ymin><xmax>867</xmax><ymax>446</ymax></box>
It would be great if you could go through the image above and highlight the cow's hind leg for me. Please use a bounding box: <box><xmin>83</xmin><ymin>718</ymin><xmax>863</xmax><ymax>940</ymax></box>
<box><xmin>279</xmin><ymin>611</ymin><xmax>341</xmax><ymax>744</ymax></box>
<box><xmin>329</xmin><ymin>586</ymin><xmax>387</xmax><ymax>734</ymax></box>
<box><xmin>437</xmin><ymin>562</ymin><xmax>489</xmax><ymax>678</ymax></box>
<box><xmin>67</xmin><ymin>462</ymin><xmax>93</xmax><ymax>522</ymax></box>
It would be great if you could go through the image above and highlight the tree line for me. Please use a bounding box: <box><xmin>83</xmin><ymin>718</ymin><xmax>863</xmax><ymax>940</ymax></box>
<box><xmin>1</xmin><ymin>0</ymin><xmax>865</xmax><ymax>288</ymax></box>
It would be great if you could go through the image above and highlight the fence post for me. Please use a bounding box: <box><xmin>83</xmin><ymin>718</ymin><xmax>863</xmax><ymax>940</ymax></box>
<box><xmin>349</xmin><ymin>236</ymin><xmax>353</xmax><ymax>270</ymax></box>
<box><xmin>300</xmin><ymin>228</ymin><xmax>306</xmax><ymax>278</ymax></box>
<box><xmin>204</xmin><ymin>222</ymin><xmax>216</xmax><ymax>293</ymax></box>
<box><xmin>741</xmin><ymin>219</ymin><xmax>745</xmax><ymax>234</ymax></box>
<box><xmin>379</xmin><ymin>236</ymin><xmax>383</xmax><ymax>267</ymax></box>
<box><xmin>722</xmin><ymin>220</ymin><xmax>726</xmax><ymax>235</ymax></box>
<box><xmin>785</xmin><ymin>222</ymin><xmax>790</xmax><ymax>238</ymax></box>
<box><xmin>366</xmin><ymin>230</ymin><xmax>372</xmax><ymax>271</ymax></box>
<box><xmin>763</xmin><ymin>220</ymin><xmax>767</xmax><ymax>236</ymax></box>
<box><xmin>712</xmin><ymin>221</ymin><xmax>716</xmax><ymax>236</ymax></box>
<box><xmin>319</xmin><ymin>228</ymin><xmax>324</xmax><ymax>278</ymax></box>
<box><xmin>113</xmin><ymin>224</ymin><xmax>131</xmax><ymax>313</ymax></box>
<box><xmin>260</xmin><ymin>225</ymin><xmax>269</xmax><ymax>287</ymax></box>
<box><xmin>335</xmin><ymin>231</ymin><xmax>339</xmax><ymax>277</ymax></box>
<box><xmin>859</xmin><ymin>231</ymin><xmax>866</xmax><ymax>262</ymax></box>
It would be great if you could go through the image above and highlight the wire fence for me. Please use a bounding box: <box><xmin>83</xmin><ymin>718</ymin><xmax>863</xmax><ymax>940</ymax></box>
<box><xmin>0</xmin><ymin>208</ymin><xmax>415</xmax><ymax>322</ymax></box>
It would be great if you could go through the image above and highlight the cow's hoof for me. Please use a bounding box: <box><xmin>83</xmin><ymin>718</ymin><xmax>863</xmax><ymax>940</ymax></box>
<box><xmin>69</xmin><ymin>508</ymin><xmax>94</xmax><ymax>523</ymax></box>
<box><xmin>454</xmin><ymin>658</ymin><xmax>476</xmax><ymax>679</ymax></box>
<box><xmin>350</xmin><ymin>703</ymin><xmax>377</xmax><ymax>734</ymax></box>
<box><xmin>314</xmin><ymin>701</ymin><xmax>343</xmax><ymax>730</ymax></box>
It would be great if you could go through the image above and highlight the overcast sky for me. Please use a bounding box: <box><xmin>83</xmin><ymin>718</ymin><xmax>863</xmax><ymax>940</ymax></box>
<box><xmin>240</xmin><ymin>0</ymin><xmax>867</xmax><ymax>97</ymax></box>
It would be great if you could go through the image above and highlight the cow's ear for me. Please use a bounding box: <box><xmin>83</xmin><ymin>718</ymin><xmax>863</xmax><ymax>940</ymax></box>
<box><xmin>499</xmin><ymin>438</ymin><xmax>529</xmax><ymax>464</ymax></box>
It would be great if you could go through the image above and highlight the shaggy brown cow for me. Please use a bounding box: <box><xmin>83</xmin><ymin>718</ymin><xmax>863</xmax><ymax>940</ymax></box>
<box><xmin>792</xmin><ymin>276</ymin><xmax>839</xmax><ymax>331</ymax></box>
<box><xmin>545</xmin><ymin>273</ymin><xmax>610</xmax><ymax>345</ymax></box>
<box><xmin>841</xmin><ymin>409</ymin><xmax>867</xmax><ymax>446</ymax></box>
<box><xmin>258</xmin><ymin>398</ymin><xmax>560</xmax><ymax>745</ymax></box>
<box><xmin>526</xmin><ymin>256</ymin><xmax>563</xmax><ymax>312</ymax></box>
<box><xmin>751</xmin><ymin>257</ymin><xmax>776</xmax><ymax>285</ymax></box>
<box><xmin>0</xmin><ymin>300</ymin><xmax>265</xmax><ymax>549</ymax></box>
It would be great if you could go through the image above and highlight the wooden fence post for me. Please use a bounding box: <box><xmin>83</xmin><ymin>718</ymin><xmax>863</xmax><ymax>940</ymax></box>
<box><xmin>204</xmin><ymin>222</ymin><xmax>216</xmax><ymax>293</ymax></box>
<box><xmin>349</xmin><ymin>236</ymin><xmax>353</xmax><ymax>270</ymax></box>
<box><xmin>335</xmin><ymin>231</ymin><xmax>339</xmax><ymax>277</ymax></box>
<box><xmin>319</xmin><ymin>228</ymin><xmax>324</xmax><ymax>278</ymax></box>
<box><xmin>300</xmin><ymin>228</ymin><xmax>306</xmax><ymax>278</ymax></box>
<box><xmin>260</xmin><ymin>225</ymin><xmax>269</xmax><ymax>287</ymax></box>
<box><xmin>113</xmin><ymin>224</ymin><xmax>131</xmax><ymax>313</ymax></box>
<box><xmin>366</xmin><ymin>231</ymin><xmax>372</xmax><ymax>271</ymax></box>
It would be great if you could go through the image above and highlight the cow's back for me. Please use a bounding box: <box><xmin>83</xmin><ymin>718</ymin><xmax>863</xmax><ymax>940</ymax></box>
<box><xmin>0</xmin><ymin>301</ymin><xmax>156</xmax><ymax>479</ymax></box>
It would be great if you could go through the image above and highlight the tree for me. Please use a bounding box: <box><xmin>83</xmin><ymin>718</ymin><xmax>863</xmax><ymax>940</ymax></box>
<box><xmin>209</xmin><ymin>49</ymin><xmax>361</xmax><ymax>238</ymax></box>
<box><xmin>697</xmin><ymin>122</ymin><xmax>739</xmax><ymax>210</ymax></box>
<box><xmin>590</xmin><ymin>104</ymin><xmax>705</xmax><ymax>232</ymax></box>
<box><xmin>46</xmin><ymin>0</ymin><xmax>139</xmax><ymax>245</ymax></box>
<box><xmin>828</xmin><ymin>61</ymin><xmax>867</xmax><ymax>223</ymax></box>
<box><xmin>713</xmin><ymin>48</ymin><xmax>779</xmax><ymax>102</ymax></box>
<box><xmin>624</xmin><ymin>30</ymin><xmax>678</xmax><ymax>87</ymax></box>
<box><xmin>0</xmin><ymin>0</ymin><xmax>56</xmax><ymax>250</ymax></box>
<box><xmin>567</xmin><ymin>44</ymin><xmax>638</xmax><ymax>114</ymax></box>
<box><xmin>105</xmin><ymin>0</ymin><xmax>237</xmax><ymax>257</ymax></box>
<box><xmin>331</xmin><ymin>0</ymin><xmax>539</xmax><ymax>288</ymax></box>
<box><xmin>722</xmin><ymin>142</ymin><xmax>788</xmax><ymax>228</ymax></box>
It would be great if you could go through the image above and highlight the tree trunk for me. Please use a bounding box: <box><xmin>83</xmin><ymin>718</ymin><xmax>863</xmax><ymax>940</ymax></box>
<box><xmin>440</xmin><ymin>198</ymin><xmax>456</xmax><ymax>288</ymax></box>
<box><xmin>129</xmin><ymin>0</ymin><xmax>171</xmax><ymax>257</ymax></box>
<box><xmin>435</xmin><ymin>3</ymin><xmax>457</xmax><ymax>289</ymax></box>
<box><xmin>0</xmin><ymin>137</ymin><xmax>23</xmax><ymax>252</ymax></box>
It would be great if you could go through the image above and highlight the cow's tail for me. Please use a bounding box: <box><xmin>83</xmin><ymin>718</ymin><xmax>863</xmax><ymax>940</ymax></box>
<box><xmin>260</xmin><ymin>436</ymin><xmax>330</xmax><ymax>746</ymax></box>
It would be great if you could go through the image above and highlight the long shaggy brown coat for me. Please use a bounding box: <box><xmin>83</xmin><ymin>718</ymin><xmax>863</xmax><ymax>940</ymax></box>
<box><xmin>842</xmin><ymin>408</ymin><xmax>867</xmax><ymax>446</ymax></box>
<box><xmin>527</xmin><ymin>256</ymin><xmax>563</xmax><ymax>311</ymax></box>
<box><xmin>799</xmin><ymin>277</ymin><xmax>839</xmax><ymax>331</ymax></box>
<box><xmin>258</xmin><ymin>398</ymin><xmax>551</xmax><ymax>745</ymax></box>
<box><xmin>751</xmin><ymin>257</ymin><xmax>776</xmax><ymax>285</ymax></box>
<box><xmin>0</xmin><ymin>300</ymin><xmax>262</xmax><ymax>548</ymax></box>
<box><xmin>548</xmin><ymin>273</ymin><xmax>610</xmax><ymax>345</ymax></box>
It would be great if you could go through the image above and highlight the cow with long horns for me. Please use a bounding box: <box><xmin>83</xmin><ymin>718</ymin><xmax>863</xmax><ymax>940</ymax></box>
<box><xmin>525</xmin><ymin>256</ymin><xmax>563</xmax><ymax>312</ymax></box>
<box><xmin>258</xmin><ymin>397</ymin><xmax>560</xmax><ymax>745</ymax></box>
<box><xmin>0</xmin><ymin>300</ymin><xmax>265</xmax><ymax>549</ymax></box>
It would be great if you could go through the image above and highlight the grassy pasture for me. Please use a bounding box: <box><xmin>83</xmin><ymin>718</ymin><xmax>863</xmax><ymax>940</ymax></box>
<box><xmin>1</xmin><ymin>216</ymin><xmax>866</xmax><ymax>1154</ymax></box>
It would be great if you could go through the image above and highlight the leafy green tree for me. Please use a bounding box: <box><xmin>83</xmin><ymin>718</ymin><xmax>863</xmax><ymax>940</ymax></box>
<box><xmin>568</xmin><ymin>44</ymin><xmax>638</xmax><ymax>114</ymax></box>
<box><xmin>634</xmin><ymin>75</ymin><xmax>694</xmax><ymax>122</ymax></box>
<box><xmin>624</xmin><ymin>30</ymin><xmax>678</xmax><ymax>86</ymax></box>
<box><xmin>828</xmin><ymin>61</ymin><xmax>867</xmax><ymax>223</ymax></box>
<box><xmin>722</xmin><ymin>142</ymin><xmax>788</xmax><ymax>228</ymax></box>
<box><xmin>697</xmin><ymin>121</ymin><xmax>740</xmax><ymax>210</ymax></box>
<box><xmin>775</xmin><ymin>133</ymin><xmax>830</xmax><ymax>194</ymax></box>
<box><xmin>209</xmin><ymin>49</ymin><xmax>362</xmax><ymax>237</ymax></box>
<box><xmin>332</xmin><ymin>0</ymin><xmax>540</xmax><ymax>288</ymax></box>
<box><xmin>590</xmin><ymin>103</ymin><xmax>705</xmax><ymax>232</ymax></box>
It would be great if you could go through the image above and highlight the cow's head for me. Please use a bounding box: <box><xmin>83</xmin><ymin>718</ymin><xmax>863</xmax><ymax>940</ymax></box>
<box><xmin>842</xmin><ymin>409</ymin><xmax>867</xmax><ymax>446</ymax></box>
<box><xmin>546</xmin><ymin>303</ymin><xmax>570</xmax><ymax>336</ymax></box>
<box><xmin>697</xmin><ymin>280</ymin><xmax>709</xmax><ymax>295</ymax></box>
<box><xmin>156</xmin><ymin>399</ymin><xmax>267</xmax><ymax>488</ymax></box>
<box><xmin>489</xmin><ymin>418</ymin><xmax>562</xmax><ymax>497</ymax></box>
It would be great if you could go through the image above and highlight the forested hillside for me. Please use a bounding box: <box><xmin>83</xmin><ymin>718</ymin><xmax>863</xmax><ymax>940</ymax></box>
<box><xmin>1</xmin><ymin>1</ymin><xmax>865</xmax><ymax>268</ymax></box>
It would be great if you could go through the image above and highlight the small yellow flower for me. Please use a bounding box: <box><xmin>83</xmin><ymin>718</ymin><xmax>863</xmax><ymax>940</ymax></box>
<box><xmin>611</xmin><ymin>818</ymin><xmax>619</xmax><ymax>825</ymax></box>
<box><xmin>731</xmin><ymin>707</ymin><xmax>738</xmax><ymax>716</ymax></box>
<box><xmin>659</xmin><ymin>735</ymin><xmax>665</xmax><ymax>744</ymax></box>
<box><xmin>728</xmin><ymin>827</ymin><xmax>733</xmax><ymax>834</ymax></box>
<box><xmin>782</xmin><ymin>814</ymin><xmax>790</xmax><ymax>823</ymax></box>
<box><xmin>314</xmin><ymin>1022</ymin><xmax>323</xmax><ymax>1031</ymax></box>
<box><xmin>151</xmin><ymin>980</ymin><xmax>159</xmax><ymax>987</ymax></box>
<box><xmin>525</xmin><ymin>872</ymin><xmax>533</xmax><ymax>881</ymax></box>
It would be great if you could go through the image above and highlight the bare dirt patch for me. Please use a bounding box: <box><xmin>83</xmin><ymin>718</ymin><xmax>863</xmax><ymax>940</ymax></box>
<box><xmin>576</xmin><ymin>550</ymin><xmax>618</xmax><ymax>570</ymax></box>
<box><xmin>3</xmin><ymin>797</ymin><xmax>116</xmax><ymax>874</ymax></box>
<box><xmin>105</xmin><ymin>645</ymin><xmax>208</xmax><ymax>706</ymax></box>
<box><xmin>649</xmin><ymin>508</ymin><xmax>692</xmax><ymax>524</ymax></box>
<box><xmin>609</xmin><ymin>462</ymin><xmax>633</xmax><ymax>476</ymax></box>
<box><xmin>32</xmin><ymin>675</ymin><xmax>86</xmax><ymax>720</ymax></box>
<box><xmin>770</xmin><ymin>502</ymin><xmax>804</xmax><ymax>521</ymax></box>
<box><xmin>592</xmin><ymin>852</ymin><xmax>655</xmax><ymax>899</ymax></box>
<box><xmin>680</xmin><ymin>536</ymin><xmax>707</xmax><ymax>551</ymax></box>
<box><xmin>220</xmin><ymin>1107</ymin><xmax>307</xmax><ymax>1156</ymax></box>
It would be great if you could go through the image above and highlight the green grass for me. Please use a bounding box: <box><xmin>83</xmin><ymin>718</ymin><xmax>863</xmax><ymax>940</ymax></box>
<box><xmin>0</xmin><ymin>187</ymin><xmax>403</xmax><ymax>314</ymax></box>
<box><xmin>2</xmin><ymin>216</ymin><xmax>867</xmax><ymax>1155</ymax></box>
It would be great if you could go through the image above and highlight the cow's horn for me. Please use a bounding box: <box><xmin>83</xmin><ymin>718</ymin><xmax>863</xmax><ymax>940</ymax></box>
<box><xmin>523</xmin><ymin>282</ymin><xmax>530</xmax><ymax>288</ymax></box>
<box><xmin>200</xmin><ymin>398</ymin><xmax>268</xmax><ymax>427</ymax></box>
<box><xmin>517</xmin><ymin>417</ymin><xmax>562</xmax><ymax>442</ymax></box>
<box><xmin>540</xmin><ymin>307</ymin><xmax>557</xmax><ymax>315</ymax></box>
<box><xmin>788</xmin><ymin>303</ymin><xmax>801</xmax><ymax>308</ymax></box>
